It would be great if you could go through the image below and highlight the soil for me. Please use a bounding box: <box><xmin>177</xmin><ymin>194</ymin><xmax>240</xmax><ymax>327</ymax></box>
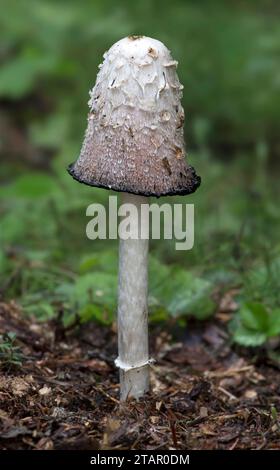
<box><xmin>0</xmin><ymin>301</ymin><xmax>280</xmax><ymax>450</ymax></box>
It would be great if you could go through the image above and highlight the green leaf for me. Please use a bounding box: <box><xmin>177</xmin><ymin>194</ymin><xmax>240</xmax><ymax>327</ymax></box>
<box><xmin>59</xmin><ymin>272</ymin><xmax>118</xmax><ymax>324</ymax></box>
<box><xmin>12</xmin><ymin>174</ymin><xmax>57</xmax><ymax>199</ymax></box>
<box><xmin>72</xmin><ymin>272</ymin><xmax>117</xmax><ymax>312</ymax></box>
<box><xmin>149</xmin><ymin>257</ymin><xmax>215</xmax><ymax>319</ymax></box>
<box><xmin>79</xmin><ymin>250</ymin><xmax>118</xmax><ymax>275</ymax></box>
<box><xmin>149</xmin><ymin>307</ymin><xmax>169</xmax><ymax>324</ymax></box>
<box><xmin>79</xmin><ymin>304</ymin><xmax>112</xmax><ymax>325</ymax></box>
<box><xmin>240</xmin><ymin>302</ymin><xmax>269</xmax><ymax>332</ymax></box>
<box><xmin>233</xmin><ymin>325</ymin><xmax>266</xmax><ymax>347</ymax></box>
<box><xmin>24</xmin><ymin>302</ymin><xmax>55</xmax><ymax>321</ymax></box>
<box><xmin>1</xmin><ymin>212</ymin><xmax>26</xmax><ymax>242</ymax></box>
<box><xmin>30</xmin><ymin>113</ymin><xmax>70</xmax><ymax>148</ymax></box>
<box><xmin>0</xmin><ymin>53</ymin><xmax>57</xmax><ymax>99</ymax></box>
<box><xmin>243</xmin><ymin>258</ymin><xmax>280</xmax><ymax>310</ymax></box>
<box><xmin>0</xmin><ymin>248</ymin><xmax>7</xmax><ymax>274</ymax></box>
<box><xmin>267</xmin><ymin>309</ymin><xmax>280</xmax><ymax>337</ymax></box>
<box><xmin>61</xmin><ymin>256</ymin><xmax>216</xmax><ymax>325</ymax></box>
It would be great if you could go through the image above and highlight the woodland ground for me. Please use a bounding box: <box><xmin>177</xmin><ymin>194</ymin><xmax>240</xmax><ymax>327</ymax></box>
<box><xmin>1</xmin><ymin>0</ymin><xmax>280</xmax><ymax>452</ymax></box>
<box><xmin>1</xmin><ymin>300</ymin><xmax>280</xmax><ymax>451</ymax></box>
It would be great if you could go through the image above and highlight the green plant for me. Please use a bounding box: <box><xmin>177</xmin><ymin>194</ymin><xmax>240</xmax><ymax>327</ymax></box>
<box><xmin>57</xmin><ymin>251</ymin><xmax>216</xmax><ymax>327</ymax></box>
<box><xmin>0</xmin><ymin>332</ymin><xmax>23</xmax><ymax>368</ymax></box>
<box><xmin>231</xmin><ymin>302</ymin><xmax>280</xmax><ymax>347</ymax></box>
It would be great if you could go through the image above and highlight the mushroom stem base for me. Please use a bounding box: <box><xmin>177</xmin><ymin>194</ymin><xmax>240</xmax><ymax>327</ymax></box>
<box><xmin>119</xmin><ymin>367</ymin><xmax>149</xmax><ymax>401</ymax></box>
<box><xmin>117</xmin><ymin>193</ymin><xmax>149</xmax><ymax>401</ymax></box>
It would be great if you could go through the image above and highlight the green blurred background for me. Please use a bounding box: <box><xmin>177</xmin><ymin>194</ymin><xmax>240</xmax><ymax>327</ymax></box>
<box><xmin>1</xmin><ymin>0</ymin><xmax>280</xmax><ymax>347</ymax></box>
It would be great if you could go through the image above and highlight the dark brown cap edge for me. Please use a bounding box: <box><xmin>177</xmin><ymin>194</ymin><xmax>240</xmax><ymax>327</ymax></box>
<box><xmin>67</xmin><ymin>163</ymin><xmax>201</xmax><ymax>198</ymax></box>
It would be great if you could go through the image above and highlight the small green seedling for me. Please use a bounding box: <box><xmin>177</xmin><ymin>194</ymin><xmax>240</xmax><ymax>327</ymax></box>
<box><xmin>0</xmin><ymin>332</ymin><xmax>23</xmax><ymax>368</ymax></box>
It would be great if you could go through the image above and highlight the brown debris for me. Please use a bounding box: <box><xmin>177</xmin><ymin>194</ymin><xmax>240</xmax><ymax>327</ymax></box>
<box><xmin>0</xmin><ymin>302</ymin><xmax>280</xmax><ymax>450</ymax></box>
<box><xmin>175</xmin><ymin>146</ymin><xmax>183</xmax><ymax>159</ymax></box>
<box><xmin>148</xmin><ymin>47</ymin><xmax>158</xmax><ymax>59</ymax></box>
<box><xmin>128</xmin><ymin>35</ymin><xmax>144</xmax><ymax>41</ymax></box>
<box><xmin>162</xmin><ymin>157</ymin><xmax>172</xmax><ymax>176</ymax></box>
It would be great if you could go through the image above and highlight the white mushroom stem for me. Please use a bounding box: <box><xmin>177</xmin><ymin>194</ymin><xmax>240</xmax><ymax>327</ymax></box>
<box><xmin>117</xmin><ymin>192</ymin><xmax>150</xmax><ymax>401</ymax></box>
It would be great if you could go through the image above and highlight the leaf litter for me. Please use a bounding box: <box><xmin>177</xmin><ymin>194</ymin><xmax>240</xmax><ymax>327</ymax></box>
<box><xmin>0</xmin><ymin>301</ymin><xmax>280</xmax><ymax>450</ymax></box>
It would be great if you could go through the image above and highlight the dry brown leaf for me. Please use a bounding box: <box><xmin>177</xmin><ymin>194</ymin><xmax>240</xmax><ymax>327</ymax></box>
<box><xmin>244</xmin><ymin>389</ymin><xmax>257</xmax><ymax>400</ymax></box>
<box><xmin>38</xmin><ymin>385</ymin><xmax>52</xmax><ymax>396</ymax></box>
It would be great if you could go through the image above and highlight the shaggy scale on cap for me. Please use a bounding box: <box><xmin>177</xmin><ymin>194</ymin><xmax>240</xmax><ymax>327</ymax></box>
<box><xmin>68</xmin><ymin>36</ymin><xmax>201</xmax><ymax>197</ymax></box>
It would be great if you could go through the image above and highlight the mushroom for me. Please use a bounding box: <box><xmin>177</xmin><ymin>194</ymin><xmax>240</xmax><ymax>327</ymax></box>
<box><xmin>68</xmin><ymin>36</ymin><xmax>200</xmax><ymax>401</ymax></box>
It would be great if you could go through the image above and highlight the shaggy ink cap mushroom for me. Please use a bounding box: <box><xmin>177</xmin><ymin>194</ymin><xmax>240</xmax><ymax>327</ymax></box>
<box><xmin>68</xmin><ymin>36</ymin><xmax>201</xmax><ymax>197</ymax></box>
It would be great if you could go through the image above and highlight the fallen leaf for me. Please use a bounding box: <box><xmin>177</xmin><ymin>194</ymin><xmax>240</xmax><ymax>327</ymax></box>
<box><xmin>36</xmin><ymin>437</ymin><xmax>54</xmax><ymax>450</ymax></box>
<box><xmin>244</xmin><ymin>389</ymin><xmax>257</xmax><ymax>400</ymax></box>
<box><xmin>200</xmin><ymin>406</ymin><xmax>208</xmax><ymax>418</ymax></box>
<box><xmin>218</xmin><ymin>430</ymin><xmax>241</xmax><ymax>443</ymax></box>
<box><xmin>156</xmin><ymin>401</ymin><xmax>162</xmax><ymax>411</ymax></box>
<box><xmin>39</xmin><ymin>385</ymin><xmax>52</xmax><ymax>396</ymax></box>
<box><xmin>11</xmin><ymin>378</ymin><xmax>30</xmax><ymax>397</ymax></box>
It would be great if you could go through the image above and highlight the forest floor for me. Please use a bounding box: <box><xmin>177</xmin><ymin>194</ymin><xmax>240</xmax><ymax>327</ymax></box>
<box><xmin>0</xmin><ymin>300</ymin><xmax>280</xmax><ymax>451</ymax></box>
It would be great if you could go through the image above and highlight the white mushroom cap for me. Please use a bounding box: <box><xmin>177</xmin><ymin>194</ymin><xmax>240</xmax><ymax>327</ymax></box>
<box><xmin>68</xmin><ymin>35</ymin><xmax>200</xmax><ymax>197</ymax></box>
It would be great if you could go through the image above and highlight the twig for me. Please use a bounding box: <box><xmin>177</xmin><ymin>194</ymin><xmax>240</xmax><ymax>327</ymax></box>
<box><xmin>92</xmin><ymin>385</ymin><xmax>119</xmax><ymax>404</ymax></box>
<box><xmin>205</xmin><ymin>366</ymin><xmax>253</xmax><ymax>379</ymax></box>
<box><xmin>218</xmin><ymin>386</ymin><xmax>237</xmax><ymax>401</ymax></box>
